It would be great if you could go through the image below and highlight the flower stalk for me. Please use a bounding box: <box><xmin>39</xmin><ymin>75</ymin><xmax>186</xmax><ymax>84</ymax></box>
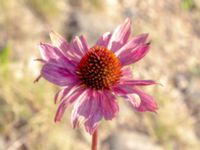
<box><xmin>92</xmin><ymin>129</ymin><xmax>98</xmax><ymax>150</ymax></box>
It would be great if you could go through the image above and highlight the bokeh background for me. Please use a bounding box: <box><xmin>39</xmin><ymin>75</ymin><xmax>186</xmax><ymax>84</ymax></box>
<box><xmin>0</xmin><ymin>0</ymin><xmax>200</xmax><ymax>150</ymax></box>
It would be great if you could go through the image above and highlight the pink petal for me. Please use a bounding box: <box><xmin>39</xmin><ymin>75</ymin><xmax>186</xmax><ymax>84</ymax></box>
<box><xmin>54</xmin><ymin>88</ymin><xmax>66</xmax><ymax>104</ymax></box>
<box><xmin>49</xmin><ymin>31</ymin><xmax>69</xmax><ymax>51</ymax></box>
<box><xmin>41</xmin><ymin>63</ymin><xmax>78</xmax><ymax>86</ymax></box>
<box><xmin>71</xmin><ymin>89</ymin><xmax>93</xmax><ymax>128</ymax></box>
<box><xmin>54</xmin><ymin>86</ymin><xmax>86</xmax><ymax>122</ymax></box>
<box><xmin>120</xmin><ymin>67</ymin><xmax>133</xmax><ymax>81</ymax></box>
<box><xmin>135</xmin><ymin>89</ymin><xmax>158</xmax><ymax>112</ymax></box>
<box><xmin>39</xmin><ymin>43</ymin><xmax>76</xmax><ymax>70</ymax></box>
<box><xmin>113</xmin><ymin>80</ymin><xmax>155</xmax><ymax>94</ymax></box>
<box><xmin>71</xmin><ymin>90</ymin><xmax>103</xmax><ymax>134</ymax></box>
<box><xmin>79</xmin><ymin>35</ymin><xmax>89</xmax><ymax>52</ymax></box>
<box><xmin>49</xmin><ymin>31</ymin><xmax>81</xmax><ymax>63</ymax></box>
<box><xmin>120</xmin><ymin>80</ymin><xmax>156</xmax><ymax>86</ymax></box>
<box><xmin>112</xmin><ymin>85</ymin><xmax>135</xmax><ymax>96</ymax></box>
<box><xmin>72</xmin><ymin>36</ymin><xmax>89</xmax><ymax>56</ymax></box>
<box><xmin>115</xmin><ymin>33</ymin><xmax>148</xmax><ymax>57</ymax></box>
<box><xmin>39</xmin><ymin>42</ymin><xmax>65</xmax><ymax>61</ymax></box>
<box><xmin>54</xmin><ymin>86</ymin><xmax>76</xmax><ymax>104</ymax></box>
<box><xmin>119</xmin><ymin>43</ymin><xmax>150</xmax><ymax>66</ymax></box>
<box><xmin>100</xmin><ymin>91</ymin><xmax>119</xmax><ymax>120</ymax></box>
<box><xmin>96</xmin><ymin>32</ymin><xmax>112</xmax><ymax>47</ymax></box>
<box><xmin>84</xmin><ymin>106</ymin><xmax>102</xmax><ymax>134</ymax></box>
<box><xmin>120</xmin><ymin>67</ymin><xmax>156</xmax><ymax>86</ymax></box>
<box><xmin>86</xmin><ymin>91</ymin><xmax>102</xmax><ymax>119</ymax></box>
<box><xmin>113</xmin><ymin>84</ymin><xmax>158</xmax><ymax>112</ymax></box>
<box><xmin>124</xmin><ymin>93</ymin><xmax>141</xmax><ymax>108</ymax></box>
<box><xmin>84</xmin><ymin>91</ymin><xmax>103</xmax><ymax>134</ymax></box>
<box><xmin>107</xmin><ymin>18</ymin><xmax>131</xmax><ymax>52</ymax></box>
<box><xmin>129</xmin><ymin>88</ymin><xmax>158</xmax><ymax>112</ymax></box>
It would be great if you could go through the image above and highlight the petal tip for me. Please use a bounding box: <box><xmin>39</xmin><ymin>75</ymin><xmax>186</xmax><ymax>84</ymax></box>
<box><xmin>49</xmin><ymin>31</ymin><xmax>61</xmax><ymax>40</ymax></box>
<box><xmin>54</xmin><ymin>117</ymin><xmax>60</xmax><ymax>123</ymax></box>
<box><xmin>38</xmin><ymin>42</ymin><xmax>46</xmax><ymax>48</ymax></box>
<box><xmin>49</xmin><ymin>30</ymin><xmax>55</xmax><ymax>36</ymax></box>
<box><xmin>125</xmin><ymin>17</ymin><xmax>132</xmax><ymax>25</ymax></box>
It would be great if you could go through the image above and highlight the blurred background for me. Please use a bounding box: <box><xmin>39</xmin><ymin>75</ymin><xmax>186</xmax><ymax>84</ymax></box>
<box><xmin>0</xmin><ymin>0</ymin><xmax>200</xmax><ymax>150</ymax></box>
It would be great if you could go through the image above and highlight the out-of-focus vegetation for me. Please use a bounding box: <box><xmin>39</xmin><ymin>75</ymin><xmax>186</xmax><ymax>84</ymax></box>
<box><xmin>0</xmin><ymin>0</ymin><xmax>200</xmax><ymax>150</ymax></box>
<box><xmin>25</xmin><ymin>0</ymin><xmax>60</xmax><ymax>21</ymax></box>
<box><xmin>0</xmin><ymin>44</ymin><xmax>10</xmax><ymax>66</ymax></box>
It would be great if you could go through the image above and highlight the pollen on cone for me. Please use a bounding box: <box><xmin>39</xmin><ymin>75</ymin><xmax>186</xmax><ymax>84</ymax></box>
<box><xmin>76</xmin><ymin>46</ymin><xmax>122</xmax><ymax>90</ymax></box>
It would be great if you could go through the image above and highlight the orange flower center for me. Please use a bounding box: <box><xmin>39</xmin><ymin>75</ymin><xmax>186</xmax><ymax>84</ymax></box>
<box><xmin>76</xmin><ymin>46</ymin><xmax>122</xmax><ymax>90</ymax></box>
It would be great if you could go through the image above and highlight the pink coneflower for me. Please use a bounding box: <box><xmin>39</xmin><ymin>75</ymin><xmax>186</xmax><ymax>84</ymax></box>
<box><xmin>36</xmin><ymin>18</ymin><xmax>158</xmax><ymax>136</ymax></box>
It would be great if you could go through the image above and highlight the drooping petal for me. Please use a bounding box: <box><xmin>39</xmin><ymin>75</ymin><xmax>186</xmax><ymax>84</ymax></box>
<box><xmin>54</xmin><ymin>86</ymin><xmax>86</xmax><ymax>122</ymax></box>
<box><xmin>71</xmin><ymin>89</ymin><xmax>92</xmax><ymax>128</ymax></box>
<box><xmin>41</xmin><ymin>63</ymin><xmax>78</xmax><ymax>86</ymax></box>
<box><xmin>71</xmin><ymin>90</ymin><xmax>103</xmax><ymax>133</ymax></box>
<box><xmin>54</xmin><ymin>86</ymin><xmax>76</xmax><ymax>104</ymax></box>
<box><xmin>84</xmin><ymin>106</ymin><xmax>102</xmax><ymax>134</ymax></box>
<box><xmin>96</xmin><ymin>32</ymin><xmax>112</xmax><ymax>47</ymax></box>
<box><xmin>115</xmin><ymin>33</ymin><xmax>148</xmax><ymax>57</ymax></box>
<box><xmin>119</xmin><ymin>43</ymin><xmax>150</xmax><ymax>66</ymax></box>
<box><xmin>113</xmin><ymin>75</ymin><xmax>158</xmax><ymax>112</ymax></box>
<box><xmin>107</xmin><ymin>18</ymin><xmax>131</xmax><ymax>52</ymax></box>
<box><xmin>72</xmin><ymin>36</ymin><xmax>89</xmax><ymax>56</ymax></box>
<box><xmin>100</xmin><ymin>91</ymin><xmax>119</xmax><ymax>120</ymax></box>
<box><xmin>84</xmin><ymin>91</ymin><xmax>103</xmax><ymax>134</ymax></box>
<box><xmin>127</xmin><ymin>88</ymin><xmax>158</xmax><ymax>112</ymax></box>
<box><xmin>135</xmin><ymin>88</ymin><xmax>158</xmax><ymax>112</ymax></box>
<box><xmin>123</xmin><ymin>93</ymin><xmax>141</xmax><ymax>108</ymax></box>
<box><xmin>54</xmin><ymin>88</ymin><xmax>66</xmax><ymax>104</ymax></box>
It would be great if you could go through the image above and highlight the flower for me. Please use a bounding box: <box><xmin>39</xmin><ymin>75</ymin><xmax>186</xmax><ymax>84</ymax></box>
<box><xmin>36</xmin><ymin>18</ymin><xmax>158</xmax><ymax>134</ymax></box>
